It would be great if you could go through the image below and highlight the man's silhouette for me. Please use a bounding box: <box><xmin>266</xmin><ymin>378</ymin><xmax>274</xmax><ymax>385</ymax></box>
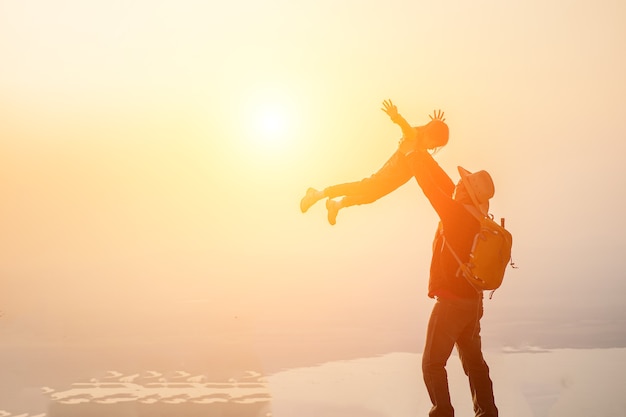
<box><xmin>400</xmin><ymin>135</ymin><xmax>499</xmax><ymax>417</ymax></box>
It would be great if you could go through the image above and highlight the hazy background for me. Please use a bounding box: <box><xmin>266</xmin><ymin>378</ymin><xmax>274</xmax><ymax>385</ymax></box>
<box><xmin>1</xmin><ymin>0</ymin><xmax>625</xmax><ymax>410</ymax></box>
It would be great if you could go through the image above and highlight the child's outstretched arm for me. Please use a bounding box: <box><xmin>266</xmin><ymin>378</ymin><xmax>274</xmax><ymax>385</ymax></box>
<box><xmin>381</xmin><ymin>99</ymin><xmax>415</xmax><ymax>139</ymax></box>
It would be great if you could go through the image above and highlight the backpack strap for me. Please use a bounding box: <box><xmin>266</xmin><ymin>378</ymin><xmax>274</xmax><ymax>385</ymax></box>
<box><xmin>441</xmin><ymin>234</ymin><xmax>481</xmax><ymax>294</ymax></box>
<box><xmin>464</xmin><ymin>203</ymin><xmax>488</xmax><ymax>221</ymax></box>
<box><xmin>441</xmin><ymin>203</ymin><xmax>483</xmax><ymax>270</ymax></box>
<box><xmin>440</xmin><ymin>205</ymin><xmax>485</xmax><ymax>295</ymax></box>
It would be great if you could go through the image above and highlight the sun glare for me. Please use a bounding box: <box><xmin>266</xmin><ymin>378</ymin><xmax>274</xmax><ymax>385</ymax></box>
<box><xmin>256</xmin><ymin>105</ymin><xmax>289</xmax><ymax>143</ymax></box>
<box><xmin>236</xmin><ymin>85</ymin><xmax>300</xmax><ymax>155</ymax></box>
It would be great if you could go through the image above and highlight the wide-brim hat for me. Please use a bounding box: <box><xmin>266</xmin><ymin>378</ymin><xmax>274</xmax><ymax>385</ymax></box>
<box><xmin>458</xmin><ymin>166</ymin><xmax>495</xmax><ymax>216</ymax></box>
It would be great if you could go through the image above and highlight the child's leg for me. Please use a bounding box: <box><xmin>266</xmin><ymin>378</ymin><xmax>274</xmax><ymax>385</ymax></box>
<box><xmin>301</xmin><ymin>180</ymin><xmax>366</xmax><ymax>213</ymax></box>
<box><xmin>311</xmin><ymin>148</ymin><xmax>412</xmax><ymax>214</ymax></box>
<box><xmin>325</xmin><ymin>193</ymin><xmax>378</xmax><ymax>225</ymax></box>
<box><xmin>341</xmin><ymin>193</ymin><xmax>381</xmax><ymax>207</ymax></box>
<box><xmin>323</xmin><ymin>181</ymin><xmax>365</xmax><ymax>199</ymax></box>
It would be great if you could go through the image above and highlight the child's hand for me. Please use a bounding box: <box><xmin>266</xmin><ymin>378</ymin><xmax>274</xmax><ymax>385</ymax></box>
<box><xmin>429</xmin><ymin>109</ymin><xmax>446</xmax><ymax>122</ymax></box>
<box><xmin>381</xmin><ymin>99</ymin><xmax>401</xmax><ymax>123</ymax></box>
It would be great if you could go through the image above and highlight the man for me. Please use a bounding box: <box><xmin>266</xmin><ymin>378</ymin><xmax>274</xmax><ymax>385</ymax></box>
<box><xmin>399</xmin><ymin>136</ymin><xmax>499</xmax><ymax>417</ymax></box>
<box><xmin>300</xmin><ymin>100</ymin><xmax>448</xmax><ymax>225</ymax></box>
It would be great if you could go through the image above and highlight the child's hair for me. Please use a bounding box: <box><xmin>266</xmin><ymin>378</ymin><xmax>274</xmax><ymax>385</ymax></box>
<box><xmin>425</xmin><ymin>119</ymin><xmax>449</xmax><ymax>154</ymax></box>
<box><xmin>426</xmin><ymin>119</ymin><xmax>449</xmax><ymax>145</ymax></box>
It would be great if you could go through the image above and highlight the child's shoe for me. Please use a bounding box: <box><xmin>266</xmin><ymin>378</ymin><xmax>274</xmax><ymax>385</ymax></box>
<box><xmin>300</xmin><ymin>187</ymin><xmax>320</xmax><ymax>213</ymax></box>
<box><xmin>326</xmin><ymin>199</ymin><xmax>340</xmax><ymax>225</ymax></box>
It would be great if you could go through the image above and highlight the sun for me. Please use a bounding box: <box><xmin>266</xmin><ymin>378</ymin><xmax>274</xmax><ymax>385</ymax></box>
<box><xmin>254</xmin><ymin>104</ymin><xmax>290</xmax><ymax>145</ymax></box>
<box><xmin>237</xmin><ymin>85</ymin><xmax>299</xmax><ymax>154</ymax></box>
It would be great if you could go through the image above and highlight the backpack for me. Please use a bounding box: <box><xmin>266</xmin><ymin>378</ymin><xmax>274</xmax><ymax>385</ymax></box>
<box><xmin>443</xmin><ymin>209</ymin><xmax>514</xmax><ymax>295</ymax></box>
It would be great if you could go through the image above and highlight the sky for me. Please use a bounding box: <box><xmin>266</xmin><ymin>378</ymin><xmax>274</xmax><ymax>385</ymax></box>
<box><xmin>1</xmin><ymin>0</ymin><xmax>626</xmax><ymax>373</ymax></box>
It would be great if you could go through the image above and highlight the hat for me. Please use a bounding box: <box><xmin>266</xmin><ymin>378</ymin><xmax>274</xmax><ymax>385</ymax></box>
<box><xmin>457</xmin><ymin>166</ymin><xmax>495</xmax><ymax>216</ymax></box>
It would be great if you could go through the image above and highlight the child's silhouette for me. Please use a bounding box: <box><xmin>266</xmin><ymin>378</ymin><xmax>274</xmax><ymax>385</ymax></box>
<box><xmin>300</xmin><ymin>100</ymin><xmax>448</xmax><ymax>225</ymax></box>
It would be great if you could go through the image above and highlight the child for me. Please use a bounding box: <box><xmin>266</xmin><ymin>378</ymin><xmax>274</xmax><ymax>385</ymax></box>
<box><xmin>300</xmin><ymin>100</ymin><xmax>448</xmax><ymax>225</ymax></box>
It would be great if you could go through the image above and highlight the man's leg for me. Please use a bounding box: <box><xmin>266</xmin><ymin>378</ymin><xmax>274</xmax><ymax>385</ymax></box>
<box><xmin>456</xmin><ymin>299</ymin><xmax>498</xmax><ymax>417</ymax></box>
<box><xmin>423</xmin><ymin>298</ymin><xmax>472</xmax><ymax>417</ymax></box>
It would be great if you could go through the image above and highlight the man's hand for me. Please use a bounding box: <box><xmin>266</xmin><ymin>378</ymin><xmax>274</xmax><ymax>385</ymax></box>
<box><xmin>381</xmin><ymin>99</ymin><xmax>402</xmax><ymax>124</ymax></box>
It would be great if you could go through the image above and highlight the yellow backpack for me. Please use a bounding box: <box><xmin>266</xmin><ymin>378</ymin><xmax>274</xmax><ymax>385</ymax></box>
<box><xmin>443</xmin><ymin>210</ymin><xmax>515</xmax><ymax>295</ymax></box>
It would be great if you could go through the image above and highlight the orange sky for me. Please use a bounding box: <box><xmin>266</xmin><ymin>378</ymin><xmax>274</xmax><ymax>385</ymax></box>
<box><xmin>1</xmin><ymin>0</ymin><xmax>626</xmax><ymax>355</ymax></box>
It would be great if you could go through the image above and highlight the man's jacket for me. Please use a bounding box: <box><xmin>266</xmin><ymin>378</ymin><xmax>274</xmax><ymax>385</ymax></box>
<box><xmin>407</xmin><ymin>150</ymin><xmax>481</xmax><ymax>299</ymax></box>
